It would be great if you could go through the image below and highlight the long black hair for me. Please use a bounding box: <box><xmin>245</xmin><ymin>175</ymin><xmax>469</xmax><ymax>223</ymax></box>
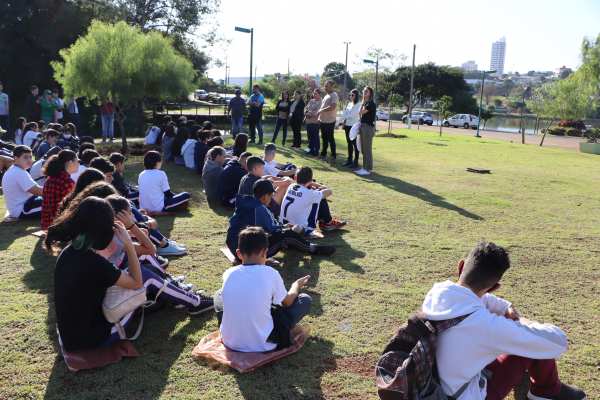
<box><xmin>56</xmin><ymin>171</ymin><xmax>112</xmax><ymax>216</ymax></box>
<box><xmin>189</xmin><ymin>124</ymin><xmax>201</xmax><ymax>141</ymax></box>
<box><xmin>171</xmin><ymin>127</ymin><xmax>189</xmax><ymax>157</ymax></box>
<box><xmin>232</xmin><ymin>133</ymin><xmax>248</xmax><ymax>157</ymax></box>
<box><xmin>45</xmin><ymin>196</ymin><xmax>115</xmax><ymax>253</ymax></box>
<box><xmin>105</xmin><ymin>194</ymin><xmax>131</xmax><ymax>215</ymax></box>
<box><xmin>350</xmin><ymin>89</ymin><xmax>360</xmax><ymax>105</ymax></box>
<box><xmin>14</xmin><ymin>117</ymin><xmax>26</xmax><ymax>140</ymax></box>
<box><xmin>41</xmin><ymin>149</ymin><xmax>77</xmax><ymax>178</ymax></box>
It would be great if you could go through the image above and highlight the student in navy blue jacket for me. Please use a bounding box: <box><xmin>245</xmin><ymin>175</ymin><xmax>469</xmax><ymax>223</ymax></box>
<box><xmin>216</xmin><ymin>151</ymin><xmax>252</xmax><ymax>209</ymax></box>
<box><xmin>225</xmin><ymin>179</ymin><xmax>336</xmax><ymax>263</ymax></box>
<box><xmin>193</xmin><ymin>130</ymin><xmax>212</xmax><ymax>175</ymax></box>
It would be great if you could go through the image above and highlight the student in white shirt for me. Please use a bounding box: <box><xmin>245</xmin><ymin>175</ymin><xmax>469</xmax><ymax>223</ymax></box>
<box><xmin>262</xmin><ymin>143</ymin><xmax>297</xmax><ymax>177</ymax></box>
<box><xmin>337</xmin><ymin>89</ymin><xmax>361</xmax><ymax>167</ymax></box>
<box><xmin>29</xmin><ymin>146</ymin><xmax>61</xmax><ymax>186</ymax></box>
<box><xmin>280</xmin><ymin>166</ymin><xmax>347</xmax><ymax>233</ymax></box>
<box><xmin>421</xmin><ymin>242</ymin><xmax>586</xmax><ymax>400</ymax></box>
<box><xmin>138</xmin><ymin>151</ymin><xmax>190</xmax><ymax>213</ymax></box>
<box><xmin>2</xmin><ymin>145</ymin><xmax>44</xmax><ymax>219</ymax></box>
<box><xmin>214</xmin><ymin>226</ymin><xmax>312</xmax><ymax>352</ymax></box>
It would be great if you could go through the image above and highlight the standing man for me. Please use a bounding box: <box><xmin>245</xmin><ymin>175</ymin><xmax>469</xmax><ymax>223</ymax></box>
<box><xmin>40</xmin><ymin>90</ymin><xmax>59</xmax><ymax>126</ymax></box>
<box><xmin>0</xmin><ymin>82</ymin><xmax>9</xmax><ymax>140</ymax></box>
<box><xmin>227</xmin><ymin>89</ymin><xmax>248</xmax><ymax>139</ymax></box>
<box><xmin>100</xmin><ymin>97</ymin><xmax>114</xmax><ymax>143</ymax></box>
<box><xmin>247</xmin><ymin>84</ymin><xmax>264</xmax><ymax>145</ymax></box>
<box><xmin>66</xmin><ymin>97</ymin><xmax>81</xmax><ymax>137</ymax></box>
<box><xmin>51</xmin><ymin>90</ymin><xmax>64</xmax><ymax>124</ymax></box>
<box><xmin>315</xmin><ymin>81</ymin><xmax>338</xmax><ymax>164</ymax></box>
<box><xmin>27</xmin><ymin>86</ymin><xmax>41</xmax><ymax>125</ymax></box>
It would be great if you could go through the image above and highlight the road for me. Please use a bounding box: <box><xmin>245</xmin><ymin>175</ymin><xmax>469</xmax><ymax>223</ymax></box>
<box><xmin>376</xmin><ymin>120</ymin><xmax>586</xmax><ymax>151</ymax></box>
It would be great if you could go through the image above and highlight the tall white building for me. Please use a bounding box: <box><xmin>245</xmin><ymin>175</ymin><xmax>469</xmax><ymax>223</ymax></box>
<box><xmin>490</xmin><ymin>37</ymin><xmax>506</xmax><ymax>76</ymax></box>
<box><xmin>462</xmin><ymin>61</ymin><xmax>478</xmax><ymax>71</ymax></box>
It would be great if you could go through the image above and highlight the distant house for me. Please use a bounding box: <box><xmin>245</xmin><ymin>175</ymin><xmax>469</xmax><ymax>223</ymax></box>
<box><xmin>555</xmin><ymin>66</ymin><xmax>571</xmax><ymax>76</ymax></box>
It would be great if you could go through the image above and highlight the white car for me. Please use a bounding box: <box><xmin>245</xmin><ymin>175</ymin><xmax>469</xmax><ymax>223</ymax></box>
<box><xmin>194</xmin><ymin>90</ymin><xmax>207</xmax><ymax>100</ymax></box>
<box><xmin>443</xmin><ymin>114</ymin><xmax>479</xmax><ymax>129</ymax></box>
<box><xmin>376</xmin><ymin>109</ymin><xmax>389</xmax><ymax>121</ymax></box>
<box><xmin>402</xmin><ymin>111</ymin><xmax>433</xmax><ymax>125</ymax></box>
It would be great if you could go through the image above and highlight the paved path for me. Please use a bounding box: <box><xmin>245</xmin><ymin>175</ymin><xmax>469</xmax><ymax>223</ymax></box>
<box><xmin>376</xmin><ymin>120</ymin><xmax>586</xmax><ymax>151</ymax></box>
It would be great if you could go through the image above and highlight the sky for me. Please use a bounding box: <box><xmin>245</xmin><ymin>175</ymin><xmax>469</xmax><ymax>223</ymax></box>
<box><xmin>200</xmin><ymin>0</ymin><xmax>600</xmax><ymax>81</ymax></box>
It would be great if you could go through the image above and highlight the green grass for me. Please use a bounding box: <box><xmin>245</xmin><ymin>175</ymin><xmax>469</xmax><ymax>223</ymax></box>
<box><xmin>1</xmin><ymin>129</ymin><xmax>599</xmax><ymax>399</ymax></box>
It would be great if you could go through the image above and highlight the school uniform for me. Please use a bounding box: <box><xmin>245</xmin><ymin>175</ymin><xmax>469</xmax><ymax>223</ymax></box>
<box><xmin>2</xmin><ymin>165</ymin><xmax>42</xmax><ymax>219</ymax></box>
<box><xmin>216</xmin><ymin>159</ymin><xmax>247</xmax><ymax>208</ymax></box>
<box><xmin>181</xmin><ymin>139</ymin><xmax>197</xmax><ymax>170</ymax></box>
<box><xmin>138</xmin><ymin>169</ymin><xmax>190</xmax><ymax>212</ymax></box>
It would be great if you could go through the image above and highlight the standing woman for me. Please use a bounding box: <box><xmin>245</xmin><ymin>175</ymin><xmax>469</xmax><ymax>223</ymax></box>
<box><xmin>13</xmin><ymin>117</ymin><xmax>26</xmax><ymax>145</ymax></box>
<box><xmin>272</xmin><ymin>91</ymin><xmax>291</xmax><ymax>146</ymax></box>
<box><xmin>304</xmin><ymin>88</ymin><xmax>322</xmax><ymax>156</ymax></box>
<box><xmin>355</xmin><ymin>86</ymin><xmax>376</xmax><ymax>176</ymax></box>
<box><xmin>41</xmin><ymin>149</ymin><xmax>79</xmax><ymax>230</ymax></box>
<box><xmin>289</xmin><ymin>90</ymin><xmax>305</xmax><ymax>149</ymax></box>
<box><xmin>303</xmin><ymin>88</ymin><xmax>314</xmax><ymax>153</ymax></box>
<box><xmin>40</xmin><ymin>90</ymin><xmax>59</xmax><ymax>126</ymax></box>
<box><xmin>337</xmin><ymin>89</ymin><xmax>362</xmax><ymax>167</ymax></box>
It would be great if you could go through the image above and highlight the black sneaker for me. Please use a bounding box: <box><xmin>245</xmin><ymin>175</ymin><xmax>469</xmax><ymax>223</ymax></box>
<box><xmin>249</xmin><ymin>140</ymin><xmax>256</xmax><ymax>144</ymax></box>
<box><xmin>313</xmin><ymin>245</ymin><xmax>337</xmax><ymax>256</ymax></box>
<box><xmin>156</xmin><ymin>255</ymin><xmax>169</xmax><ymax>268</ymax></box>
<box><xmin>528</xmin><ymin>384</ymin><xmax>586</xmax><ymax>400</ymax></box>
<box><xmin>188</xmin><ymin>295</ymin><xmax>215</xmax><ymax>315</ymax></box>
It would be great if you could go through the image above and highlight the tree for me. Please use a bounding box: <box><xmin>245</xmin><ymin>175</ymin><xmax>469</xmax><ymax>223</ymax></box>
<box><xmin>242</xmin><ymin>78</ymin><xmax>277</xmax><ymax>100</ymax></box>
<box><xmin>559</xmin><ymin>69</ymin><xmax>573</xmax><ymax>80</ymax></box>
<box><xmin>527</xmin><ymin>70</ymin><xmax>536</xmax><ymax>76</ymax></box>
<box><xmin>580</xmin><ymin>33</ymin><xmax>600</xmax><ymax>88</ymax></box>
<box><xmin>287</xmin><ymin>75</ymin><xmax>318</xmax><ymax>97</ymax></box>
<box><xmin>52</xmin><ymin>21</ymin><xmax>195</xmax><ymax>149</ymax></box>
<box><xmin>321</xmin><ymin>62</ymin><xmax>355</xmax><ymax>90</ymax></box>
<box><xmin>494</xmin><ymin>98</ymin><xmax>503</xmax><ymax>108</ymax></box>
<box><xmin>500</xmin><ymin>79</ymin><xmax>515</xmax><ymax>97</ymax></box>
<box><xmin>353</xmin><ymin>46</ymin><xmax>407</xmax><ymax>89</ymax></box>
<box><xmin>448</xmin><ymin>91</ymin><xmax>479</xmax><ymax>115</ymax></box>
<box><xmin>480</xmin><ymin>84</ymin><xmax>499</xmax><ymax>105</ymax></box>
<box><xmin>539</xmin><ymin>75</ymin><xmax>547</xmax><ymax>84</ymax></box>
<box><xmin>170</xmin><ymin>33</ymin><xmax>210</xmax><ymax>76</ymax></box>
<box><xmin>515</xmin><ymin>71</ymin><xmax>520</xmax><ymax>77</ymax></box>
<box><xmin>501</xmin><ymin>74</ymin><xmax>508</xmax><ymax>79</ymax></box>
<box><xmin>480</xmin><ymin>109</ymin><xmax>494</xmax><ymax>129</ymax></box>
<box><xmin>437</xmin><ymin>95</ymin><xmax>452</xmax><ymax>136</ymax></box>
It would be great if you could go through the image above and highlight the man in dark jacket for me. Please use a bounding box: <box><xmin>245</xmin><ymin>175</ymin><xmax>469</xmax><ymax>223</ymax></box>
<box><xmin>289</xmin><ymin>91</ymin><xmax>306</xmax><ymax>149</ymax></box>
<box><xmin>216</xmin><ymin>151</ymin><xmax>251</xmax><ymax>209</ymax></box>
<box><xmin>27</xmin><ymin>86</ymin><xmax>41</xmax><ymax>124</ymax></box>
<box><xmin>225</xmin><ymin>179</ymin><xmax>336</xmax><ymax>264</ymax></box>
<box><xmin>194</xmin><ymin>130</ymin><xmax>211</xmax><ymax>175</ymax></box>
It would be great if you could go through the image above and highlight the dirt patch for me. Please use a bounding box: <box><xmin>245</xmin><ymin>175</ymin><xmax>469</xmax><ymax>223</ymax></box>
<box><xmin>376</xmin><ymin>133</ymin><xmax>407</xmax><ymax>138</ymax></box>
<box><xmin>96</xmin><ymin>142</ymin><xmax>163</xmax><ymax>157</ymax></box>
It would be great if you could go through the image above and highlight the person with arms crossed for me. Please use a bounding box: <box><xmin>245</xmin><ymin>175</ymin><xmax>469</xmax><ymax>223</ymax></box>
<box><xmin>227</xmin><ymin>89</ymin><xmax>248</xmax><ymax>138</ymax></box>
<box><xmin>303</xmin><ymin>88</ymin><xmax>322</xmax><ymax>156</ymax></box>
<box><xmin>247</xmin><ymin>85</ymin><xmax>265</xmax><ymax>145</ymax></box>
<box><xmin>51</xmin><ymin>89</ymin><xmax>64</xmax><ymax>124</ymax></box>
<box><xmin>315</xmin><ymin>81</ymin><xmax>338</xmax><ymax>163</ymax></box>
<box><xmin>288</xmin><ymin>90</ymin><xmax>305</xmax><ymax>149</ymax></box>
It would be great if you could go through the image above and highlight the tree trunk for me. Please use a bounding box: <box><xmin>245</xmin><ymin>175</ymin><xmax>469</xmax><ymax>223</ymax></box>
<box><xmin>539</xmin><ymin>118</ymin><xmax>555</xmax><ymax>147</ymax></box>
<box><xmin>112</xmin><ymin>99</ymin><xmax>131</xmax><ymax>152</ymax></box>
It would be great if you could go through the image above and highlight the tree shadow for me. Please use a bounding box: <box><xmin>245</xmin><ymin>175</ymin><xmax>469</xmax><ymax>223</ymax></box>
<box><xmin>0</xmin><ymin>219</ymin><xmax>43</xmax><ymax>251</ymax></box>
<box><xmin>206</xmin><ymin>197</ymin><xmax>235</xmax><ymax>219</ymax></box>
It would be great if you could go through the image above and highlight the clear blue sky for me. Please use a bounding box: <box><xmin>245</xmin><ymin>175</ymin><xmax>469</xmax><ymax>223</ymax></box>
<box><xmin>201</xmin><ymin>0</ymin><xmax>600</xmax><ymax>80</ymax></box>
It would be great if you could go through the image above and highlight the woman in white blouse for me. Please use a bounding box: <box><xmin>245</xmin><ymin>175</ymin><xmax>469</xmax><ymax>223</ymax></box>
<box><xmin>337</xmin><ymin>89</ymin><xmax>362</xmax><ymax>167</ymax></box>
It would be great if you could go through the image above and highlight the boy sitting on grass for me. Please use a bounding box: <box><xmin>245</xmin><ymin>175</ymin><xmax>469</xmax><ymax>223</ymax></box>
<box><xmin>215</xmin><ymin>226</ymin><xmax>312</xmax><ymax>352</ymax></box>
<box><xmin>109</xmin><ymin>152</ymin><xmax>139</xmax><ymax>201</ymax></box>
<box><xmin>2</xmin><ymin>145</ymin><xmax>44</xmax><ymax>219</ymax></box>
<box><xmin>202</xmin><ymin>147</ymin><xmax>226</xmax><ymax>200</ymax></box>
<box><xmin>281</xmin><ymin>166</ymin><xmax>347</xmax><ymax>233</ymax></box>
<box><xmin>216</xmin><ymin>151</ymin><xmax>252</xmax><ymax>209</ymax></box>
<box><xmin>421</xmin><ymin>241</ymin><xmax>585</xmax><ymax>400</ymax></box>
<box><xmin>90</xmin><ymin>157</ymin><xmax>116</xmax><ymax>184</ymax></box>
<box><xmin>35</xmin><ymin>129</ymin><xmax>59</xmax><ymax>160</ymax></box>
<box><xmin>262</xmin><ymin>143</ymin><xmax>297</xmax><ymax>177</ymax></box>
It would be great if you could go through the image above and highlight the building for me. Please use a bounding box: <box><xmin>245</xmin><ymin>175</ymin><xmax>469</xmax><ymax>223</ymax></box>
<box><xmin>462</xmin><ymin>61</ymin><xmax>478</xmax><ymax>71</ymax></box>
<box><xmin>490</xmin><ymin>37</ymin><xmax>506</xmax><ymax>76</ymax></box>
<box><xmin>555</xmin><ymin>66</ymin><xmax>572</xmax><ymax>76</ymax></box>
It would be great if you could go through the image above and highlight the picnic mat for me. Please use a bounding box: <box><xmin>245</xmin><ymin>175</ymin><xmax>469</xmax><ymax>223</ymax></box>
<box><xmin>192</xmin><ymin>325</ymin><xmax>310</xmax><ymax>373</ymax></box>
<box><xmin>57</xmin><ymin>327</ymin><xmax>139</xmax><ymax>373</ymax></box>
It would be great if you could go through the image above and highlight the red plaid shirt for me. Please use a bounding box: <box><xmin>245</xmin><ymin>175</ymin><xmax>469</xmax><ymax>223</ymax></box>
<box><xmin>41</xmin><ymin>171</ymin><xmax>75</xmax><ymax>230</ymax></box>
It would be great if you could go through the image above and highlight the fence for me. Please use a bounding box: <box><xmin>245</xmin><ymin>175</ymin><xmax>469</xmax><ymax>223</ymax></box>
<box><xmin>152</xmin><ymin>103</ymin><xmax>229</xmax><ymax>118</ymax></box>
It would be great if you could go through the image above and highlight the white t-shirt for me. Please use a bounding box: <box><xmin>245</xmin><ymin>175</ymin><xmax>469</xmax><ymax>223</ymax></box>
<box><xmin>55</xmin><ymin>98</ymin><xmax>64</xmax><ymax>119</ymax></box>
<box><xmin>262</xmin><ymin>159</ymin><xmax>281</xmax><ymax>177</ymax></box>
<box><xmin>14</xmin><ymin>130</ymin><xmax>22</xmax><ymax>145</ymax></box>
<box><xmin>138</xmin><ymin>169</ymin><xmax>170</xmax><ymax>211</ymax></box>
<box><xmin>2</xmin><ymin>165</ymin><xmax>37</xmax><ymax>217</ymax></box>
<box><xmin>23</xmin><ymin>131</ymin><xmax>40</xmax><ymax>148</ymax></box>
<box><xmin>70</xmin><ymin>164</ymin><xmax>87</xmax><ymax>182</ymax></box>
<box><xmin>29</xmin><ymin>159</ymin><xmax>47</xmax><ymax>186</ymax></box>
<box><xmin>220</xmin><ymin>264</ymin><xmax>288</xmax><ymax>352</ymax></box>
<box><xmin>280</xmin><ymin>184</ymin><xmax>323</xmax><ymax>230</ymax></box>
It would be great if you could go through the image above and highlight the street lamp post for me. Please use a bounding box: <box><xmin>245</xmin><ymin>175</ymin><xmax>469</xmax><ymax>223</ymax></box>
<box><xmin>519</xmin><ymin>86</ymin><xmax>529</xmax><ymax>144</ymax></box>
<box><xmin>234</xmin><ymin>27</ymin><xmax>253</xmax><ymax>97</ymax></box>
<box><xmin>343</xmin><ymin>42</ymin><xmax>351</xmax><ymax>110</ymax></box>
<box><xmin>476</xmin><ymin>69</ymin><xmax>496</xmax><ymax>138</ymax></box>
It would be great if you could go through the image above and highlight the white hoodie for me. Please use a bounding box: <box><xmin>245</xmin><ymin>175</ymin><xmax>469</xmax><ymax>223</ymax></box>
<box><xmin>421</xmin><ymin>281</ymin><xmax>568</xmax><ymax>400</ymax></box>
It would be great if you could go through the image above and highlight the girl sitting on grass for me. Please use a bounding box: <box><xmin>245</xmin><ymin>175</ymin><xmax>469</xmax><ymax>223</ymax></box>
<box><xmin>41</xmin><ymin>149</ymin><xmax>79</xmax><ymax>230</ymax></box>
<box><xmin>56</xmin><ymin>167</ymin><xmax>105</xmax><ymax>217</ymax></box>
<box><xmin>138</xmin><ymin>151</ymin><xmax>190</xmax><ymax>213</ymax></box>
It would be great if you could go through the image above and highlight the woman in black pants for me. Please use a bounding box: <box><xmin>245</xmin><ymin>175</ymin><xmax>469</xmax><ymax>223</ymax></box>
<box><xmin>288</xmin><ymin>90</ymin><xmax>305</xmax><ymax>149</ymax></box>
<box><xmin>337</xmin><ymin>89</ymin><xmax>362</xmax><ymax>167</ymax></box>
<box><xmin>272</xmin><ymin>91</ymin><xmax>291</xmax><ymax>146</ymax></box>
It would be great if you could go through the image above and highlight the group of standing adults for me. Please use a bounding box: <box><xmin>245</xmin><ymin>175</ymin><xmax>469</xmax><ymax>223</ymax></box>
<box><xmin>226</xmin><ymin>81</ymin><xmax>377</xmax><ymax>176</ymax></box>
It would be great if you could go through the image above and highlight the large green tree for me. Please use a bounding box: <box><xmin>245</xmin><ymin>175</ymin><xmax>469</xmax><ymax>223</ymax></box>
<box><xmin>52</xmin><ymin>20</ymin><xmax>195</xmax><ymax>149</ymax></box>
<box><xmin>321</xmin><ymin>62</ymin><xmax>355</xmax><ymax>90</ymax></box>
<box><xmin>353</xmin><ymin>46</ymin><xmax>406</xmax><ymax>90</ymax></box>
<box><xmin>448</xmin><ymin>91</ymin><xmax>479</xmax><ymax>115</ymax></box>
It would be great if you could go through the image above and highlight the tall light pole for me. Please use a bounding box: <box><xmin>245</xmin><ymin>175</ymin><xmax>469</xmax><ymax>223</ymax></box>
<box><xmin>363</xmin><ymin>57</ymin><xmax>379</xmax><ymax>105</ymax></box>
<box><xmin>234</xmin><ymin>27</ymin><xmax>253</xmax><ymax>97</ymax></box>
<box><xmin>343</xmin><ymin>42</ymin><xmax>351</xmax><ymax>109</ymax></box>
<box><xmin>476</xmin><ymin>69</ymin><xmax>496</xmax><ymax>138</ymax></box>
<box><xmin>519</xmin><ymin>85</ymin><xmax>529</xmax><ymax>143</ymax></box>
<box><xmin>407</xmin><ymin>44</ymin><xmax>416</xmax><ymax>129</ymax></box>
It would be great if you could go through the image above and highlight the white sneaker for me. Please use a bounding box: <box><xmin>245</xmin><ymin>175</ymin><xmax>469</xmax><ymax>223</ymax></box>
<box><xmin>304</xmin><ymin>148</ymin><xmax>311</xmax><ymax>153</ymax></box>
<box><xmin>355</xmin><ymin>169</ymin><xmax>370</xmax><ymax>175</ymax></box>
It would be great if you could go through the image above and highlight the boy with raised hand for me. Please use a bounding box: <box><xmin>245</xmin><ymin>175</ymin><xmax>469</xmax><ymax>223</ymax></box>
<box><xmin>2</xmin><ymin>145</ymin><xmax>44</xmax><ymax>219</ymax></box>
<box><xmin>109</xmin><ymin>152</ymin><xmax>140</xmax><ymax>201</ymax></box>
<box><xmin>216</xmin><ymin>151</ymin><xmax>252</xmax><ymax>209</ymax></box>
<box><xmin>280</xmin><ymin>166</ymin><xmax>347</xmax><ymax>233</ymax></box>
<box><xmin>226</xmin><ymin>179</ymin><xmax>336</xmax><ymax>265</ymax></box>
<box><xmin>421</xmin><ymin>242</ymin><xmax>585</xmax><ymax>400</ymax></box>
<box><xmin>215</xmin><ymin>226</ymin><xmax>312</xmax><ymax>352</ymax></box>
<box><xmin>262</xmin><ymin>143</ymin><xmax>297</xmax><ymax>177</ymax></box>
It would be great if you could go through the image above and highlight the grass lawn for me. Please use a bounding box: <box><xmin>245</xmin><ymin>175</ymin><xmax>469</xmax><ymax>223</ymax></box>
<box><xmin>1</xmin><ymin>128</ymin><xmax>599</xmax><ymax>399</ymax></box>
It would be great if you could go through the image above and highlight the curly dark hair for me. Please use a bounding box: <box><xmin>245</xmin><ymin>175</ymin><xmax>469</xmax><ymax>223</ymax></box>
<box><xmin>461</xmin><ymin>241</ymin><xmax>510</xmax><ymax>291</ymax></box>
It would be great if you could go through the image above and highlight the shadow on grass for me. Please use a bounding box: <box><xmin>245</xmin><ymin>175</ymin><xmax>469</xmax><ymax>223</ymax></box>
<box><xmin>0</xmin><ymin>219</ymin><xmax>42</xmax><ymax>251</ymax></box>
<box><xmin>206</xmin><ymin>197</ymin><xmax>235</xmax><ymax>218</ymax></box>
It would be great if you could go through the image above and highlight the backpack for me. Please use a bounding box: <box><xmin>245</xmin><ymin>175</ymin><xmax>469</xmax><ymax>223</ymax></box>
<box><xmin>30</xmin><ymin>136</ymin><xmax>44</xmax><ymax>158</ymax></box>
<box><xmin>375</xmin><ymin>311</ymin><xmax>472</xmax><ymax>400</ymax></box>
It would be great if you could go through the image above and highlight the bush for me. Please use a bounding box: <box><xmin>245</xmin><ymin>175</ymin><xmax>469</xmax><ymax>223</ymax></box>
<box><xmin>487</xmin><ymin>105</ymin><xmax>495</xmax><ymax>111</ymax></box>
<box><xmin>557</xmin><ymin>119</ymin><xmax>585</xmax><ymax>130</ymax></box>
<box><xmin>585</xmin><ymin>127</ymin><xmax>600</xmax><ymax>143</ymax></box>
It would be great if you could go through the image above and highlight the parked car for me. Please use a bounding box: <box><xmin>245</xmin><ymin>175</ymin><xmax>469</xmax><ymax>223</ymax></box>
<box><xmin>443</xmin><ymin>114</ymin><xmax>479</xmax><ymax>129</ymax></box>
<box><xmin>194</xmin><ymin>90</ymin><xmax>208</xmax><ymax>100</ymax></box>
<box><xmin>402</xmin><ymin>111</ymin><xmax>433</xmax><ymax>125</ymax></box>
<box><xmin>376</xmin><ymin>109</ymin><xmax>390</xmax><ymax>121</ymax></box>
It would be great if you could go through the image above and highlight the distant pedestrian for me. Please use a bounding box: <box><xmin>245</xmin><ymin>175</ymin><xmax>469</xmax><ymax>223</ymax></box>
<box><xmin>100</xmin><ymin>97</ymin><xmax>114</xmax><ymax>142</ymax></box>
<box><xmin>272</xmin><ymin>91</ymin><xmax>291</xmax><ymax>147</ymax></box>
<box><xmin>27</xmin><ymin>86</ymin><xmax>41</xmax><ymax>123</ymax></box>
<box><xmin>315</xmin><ymin>81</ymin><xmax>339</xmax><ymax>163</ymax></box>
<box><xmin>289</xmin><ymin>90</ymin><xmax>305</xmax><ymax>149</ymax></box>
<box><xmin>0</xmin><ymin>82</ymin><xmax>9</xmax><ymax>140</ymax></box>
<box><xmin>356</xmin><ymin>86</ymin><xmax>376</xmax><ymax>176</ymax></box>
<box><xmin>66</xmin><ymin>97</ymin><xmax>81</xmax><ymax>137</ymax></box>
<box><xmin>247</xmin><ymin>85</ymin><xmax>265</xmax><ymax>145</ymax></box>
<box><xmin>227</xmin><ymin>89</ymin><xmax>247</xmax><ymax>139</ymax></box>
<box><xmin>304</xmin><ymin>88</ymin><xmax>322</xmax><ymax>156</ymax></box>
<box><xmin>337</xmin><ymin>89</ymin><xmax>361</xmax><ymax>167</ymax></box>
<box><xmin>52</xmin><ymin>90</ymin><xmax>64</xmax><ymax>124</ymax></box>
<box><xmin>13</xmin><ymin>117</ymin><xmax>27</xmax><ymax>146</ymax></box>
<box><xmin>40</xmin><ymin>90</ymin><xmax>59</xmax><ymax>126</ymax></box>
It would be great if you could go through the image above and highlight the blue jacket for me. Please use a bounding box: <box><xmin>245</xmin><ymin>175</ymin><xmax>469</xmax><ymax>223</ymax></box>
<box><xmin>36</xmin><ymin>141</ymin><xmax>53</xmax><ymax>160</ymax></box>
<box><xmin>194</xmin><ymin>141</ymin><xmax>209</xmax><ymax>174</ymax></box>
<box><xmin>216</xmin><ymin>159</ymin><xmax>247</xmax><ymax>203</ymax></box>
<box><xmin>225</xmin><ymin>194</ymin><xmax>283</xmax><ymax>254</ymax></box>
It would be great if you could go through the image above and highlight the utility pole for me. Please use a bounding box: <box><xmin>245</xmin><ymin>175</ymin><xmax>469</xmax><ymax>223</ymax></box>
<box><xmin>343</xmin><ymin>42</ymin><xmax>351</xmax><ymax>109</ymax></box>
<box><xmin>408</xmin><ymin>44</ymin><xmax>416</xmax><ymax>130</ymax></box>
<box><xmin>288</xmin><ymin>58</ymin><xmax>290</xmax><ymax>76</ymax></box>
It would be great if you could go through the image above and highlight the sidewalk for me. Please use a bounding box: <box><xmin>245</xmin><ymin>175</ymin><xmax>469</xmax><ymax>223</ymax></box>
<box><xmin>377</xmin><ymin>120</ymin><xmax>587</xmax><ymax>151</ymax></box>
